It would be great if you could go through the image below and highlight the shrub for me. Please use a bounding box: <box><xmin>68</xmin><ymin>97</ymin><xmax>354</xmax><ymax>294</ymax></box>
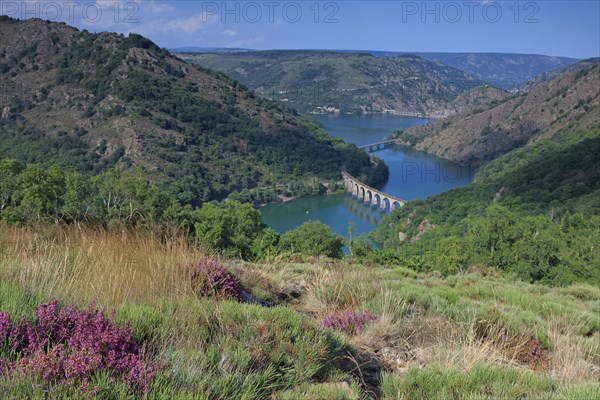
<box><xmin>320</xmin><ymin>309</ymin><xmax>377</xmax><ymax>335</ymax></box>
<box><xmin>0</xmin><ymin>300</ymin><xmax>160</xmax><ymax>392</ymax></box>
<box><xmin>192</xmin><ymin>200</ymin><xmax>272</xmax><ymax>260</ymax></box>
<box><xmin>279</xmin><ymin>221</ymin><xmax>345</xmax><ymax>259</ymax></box>
<box><xmin>188</xmin><ymin>257</ymin><xmax>243</xmax><ymax>301</ymax></box>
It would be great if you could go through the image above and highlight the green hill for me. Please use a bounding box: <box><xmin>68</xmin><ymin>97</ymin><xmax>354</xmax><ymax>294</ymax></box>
<box><xmin>0</xmin><ymin>17</ymin><xmax>386</xmax><ymax>206</ymax></box>
<box><xmin>177</xmin><ymin>51</ymin><xmax>490</xmax><ymax>116</ymax></box>
<box><xmin>373</xmin><ymin>127</ymin><xmax>600</xmax><ymax>286</ymax></box>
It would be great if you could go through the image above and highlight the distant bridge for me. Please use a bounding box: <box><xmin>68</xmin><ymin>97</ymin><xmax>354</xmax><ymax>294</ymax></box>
<box><xmin>359</xmin><ymin>140</ymin><xmax>397</xmax><ymax>153</ymax></box>
<box><xmin>341</xmin><ymin>170</ymin><xmax>406</xmax><ymax>212</ymax></box>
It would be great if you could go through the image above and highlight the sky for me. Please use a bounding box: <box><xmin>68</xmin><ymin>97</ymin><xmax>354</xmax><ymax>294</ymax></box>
<box><xmin>1</xmin><ymin>1</ymin><xmax>599</xmax><ymax>58</ymax></box>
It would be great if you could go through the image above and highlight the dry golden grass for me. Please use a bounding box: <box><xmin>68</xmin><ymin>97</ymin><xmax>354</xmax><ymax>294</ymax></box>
<box><xmin>300</xmin><ymin>267</ymin><xmax>381</xmax><ymax>316</ymax></box>
<box><xmin>419</xmin><ymin>321</ymin><xmax>515</xmax><ymax>371</ymax></box>
<box><xmin>546</xmin><ymin>315</ymin><xmax>600</xmax><ymax>383</ymax></box>
<box><xmin>0</xmin><ymin>224</ymin><xmax>206</xmax><ymax>306</ymax></box>
<box><xmin>351</xmin><ymin>290</ymin><xmax>412</xmax><ymax>352</ymax></box>
<box><xmin>280</xmin><ymin>261</ymin><xmax>600</xmax><ymax>386</ymax></box>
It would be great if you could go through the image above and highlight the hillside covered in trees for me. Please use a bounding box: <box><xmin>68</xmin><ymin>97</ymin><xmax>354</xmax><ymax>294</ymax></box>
<box><xmin>178</xmin><ymin>51</ymin><xmax>491</xmax><ymax>116</ymax></box>
<box><xmin>0</xmin><ymin>17</ymin><xmax>386</xmax><ymax>206</ymax></box>
<box><xmin>372</xmin><ymin>127</ymin><xmax>600</xmax><ymax>287</ymax></box>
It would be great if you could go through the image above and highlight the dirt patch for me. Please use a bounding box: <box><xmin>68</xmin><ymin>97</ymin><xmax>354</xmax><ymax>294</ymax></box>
<box><xmin>335</xmin><ymin>349</ymin><xmax>383</xmax><ymax>400</ymax></box>
<box><xmin>512</xmin><ymin>337</ymin><xmax>550</xmax><ymax>371</ymax></box>
<box><xmin>477</xmin><ymin>325</ymin><xmax>551</xmax><ymax>371</ymax></box>
<box><xmin>278</xmin><ymin>279</ymin><xmax>311</xmax><ymax>302</ymax></box>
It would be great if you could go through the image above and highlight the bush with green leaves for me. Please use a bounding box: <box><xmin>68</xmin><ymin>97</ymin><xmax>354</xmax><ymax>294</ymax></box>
<box><xmin>279</xmin><ymin>221</ymin><xmax>344</xmax><ymax>259</ymax></box>
<box><xmin>192</xmin><ymin>200</ymin><xmax>277</xmax><ymax>260</ymax></box>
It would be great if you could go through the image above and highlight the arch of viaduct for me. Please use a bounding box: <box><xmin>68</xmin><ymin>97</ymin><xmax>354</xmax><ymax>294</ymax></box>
<box><xmin>341</xmin><ymin>170</ymin><xmax>406</xmax><ymax>212</ymax></box>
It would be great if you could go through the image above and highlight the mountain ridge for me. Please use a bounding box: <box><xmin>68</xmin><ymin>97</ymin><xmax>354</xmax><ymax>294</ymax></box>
<box><xmin>0</xmin><ymin>16</ymin><xmax>385</xmax><ymax>206</ymax></box>
<box><xmin>178</xmin><ymin>50</ymin><xmax>491</xmax><ymax>117</ymax></box>
<box><xmin>391</xmin><ymin>61</ymin><xmax>600</xmax><ymax>165</ymax></box>
<box><xmin>173</xmin><ymin>48</ymin><xmax>580</xmax><ymax>90</ymax></box>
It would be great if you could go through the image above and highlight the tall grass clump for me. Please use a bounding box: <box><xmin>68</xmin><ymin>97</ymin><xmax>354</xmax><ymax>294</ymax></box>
<box><xmin>0</xmin><ymin>225</ymin><xmax>202</xmax><ymax>306</ymax></box>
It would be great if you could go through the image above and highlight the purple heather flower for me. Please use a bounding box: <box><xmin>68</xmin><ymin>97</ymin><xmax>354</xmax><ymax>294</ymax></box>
<box><xmin>1</xmin><ymin>301</ymin><xmax>160</xmax><ymax>392</ymax></box>
<box><xmin>321</xmin><ymin>309</ymin><xmax>377</xmax><ymax>334</ymax></box>
<box><xmin>188</xmin><ymin>257</ymin><xmax>243</xmax><ymax>301</ymax></box>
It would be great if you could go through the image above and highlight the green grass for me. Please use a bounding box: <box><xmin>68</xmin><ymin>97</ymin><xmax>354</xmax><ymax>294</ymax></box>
<box><xmin>381</xmin><ymin>365</ymin><xmax>600</xmax><ymax>400</ymax></box>
<box><xmin>1</xmin><ymin>226</ymin><xmax>598</xmax><ymax>398</ymax></box>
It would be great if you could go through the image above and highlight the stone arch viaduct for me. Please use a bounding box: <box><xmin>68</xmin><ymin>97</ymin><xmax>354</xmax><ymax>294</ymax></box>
<box><xmin>341</xmin><ymin>170</ymin><xmax>406</xmax><ymax>212</ymax></box>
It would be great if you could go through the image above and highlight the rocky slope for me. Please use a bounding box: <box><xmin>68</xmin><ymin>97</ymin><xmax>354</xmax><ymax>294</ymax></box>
<box><xmin>392</xmin><ymin>61</ymin><xmax>600</xmax><ymax>165</ymax></box>
<box><xmin>410</xmin><ymin>52</ymin><xmax>580</xmax><ymax>90</ymax></box>
<box><xmin>521</xmin><ymin>57</ymin><xmax>600</xmax><ymax>92</ymax></box>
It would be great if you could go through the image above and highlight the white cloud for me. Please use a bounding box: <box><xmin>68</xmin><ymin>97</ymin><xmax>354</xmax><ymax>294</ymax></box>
<box><xmin>160</xmin><ymin>12</ymin><xmax>218</xmax><ymax>34</ymax></box>
<box><xmin>221</xmin><ymin>29</ymin><xmax>237</xmax><ymax>37</ymax></box>
<box><xmin>148</xmin><ymin>2</ymin><xmax>174</xmax><ymax>14</ymax></box>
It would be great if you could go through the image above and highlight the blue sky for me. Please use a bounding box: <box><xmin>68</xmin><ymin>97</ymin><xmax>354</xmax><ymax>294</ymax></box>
<box><xmin>1</xmin><ymin>1</ymin><xmax>599</xmax><ymax>58</ymax></box>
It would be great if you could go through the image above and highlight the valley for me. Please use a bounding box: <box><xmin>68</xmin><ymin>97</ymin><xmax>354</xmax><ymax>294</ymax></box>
<box><xmin>0</xmin><ymin>7</ymin><xmax>598</xmax><ymax>400</ymax></box>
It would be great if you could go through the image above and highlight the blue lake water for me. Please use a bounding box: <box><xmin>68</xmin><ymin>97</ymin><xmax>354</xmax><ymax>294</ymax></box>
<box><xmin>261</xmin><ymin>114</ymin><xmax>474</xmax><ymax>239</ymax></box>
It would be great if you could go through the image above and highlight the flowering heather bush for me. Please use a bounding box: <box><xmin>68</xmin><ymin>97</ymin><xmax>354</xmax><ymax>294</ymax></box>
<box><xmin>188</xmin><ymin>257</ymin><xmax>243</xmax><ymax>301</ymax></box>
<box><xmin>321</xmin><ymin>309</ymin><xmax>378</xmax><ymax>335</ymax></box>
<box><xmin>0</xmin><ymin>301</ymin><xmax>160</xmax><ymax>392</ymax></box>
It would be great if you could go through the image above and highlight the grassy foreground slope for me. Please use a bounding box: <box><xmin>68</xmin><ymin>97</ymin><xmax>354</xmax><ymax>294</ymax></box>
<box><xmin>1</xmin><ymin>225</ymin><xmax>599</xmax><ymax>399</ymax></box>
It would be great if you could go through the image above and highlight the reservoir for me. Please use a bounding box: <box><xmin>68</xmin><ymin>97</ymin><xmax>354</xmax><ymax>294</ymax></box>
<box><xmin>261</xmin><ymin>114</ymin><xmax>474</xmax><ymax>239</ymax></box>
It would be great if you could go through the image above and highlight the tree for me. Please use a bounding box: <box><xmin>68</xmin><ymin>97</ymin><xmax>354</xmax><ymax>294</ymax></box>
<box><xmin>92</xmin><ymin>169</ymin><xmax>164</xmax><ymax>224</ymax></box>
<box><xmin>62</xmin><ymin>172</ymin><xmax>95</xmax><ymax>224</ymax></box>
<box><xmin>192</xmin><ymin>200</ymin><xmax>270</xmax><ymax>260</ymax></box>
<box><xmin>348</xmin><ymin>222</ymin><xmax>372</xmax><ymax>257</ymax></box>
<box><xmin>437</xmin><ymin>236</ymin><xmax>471</xmax><ymax>275</ymax></box>
<box><xmin>469</xmin><ymin>204</ymin><xmax>520</xmax><ymax>270</ymax></box>
<box><xmin>11</xmin><ymin>164</ymin><xmax>64</xmax><ymax>223</ymax></box>
<box><xmin>279</xmin><ymin>221</ymin><xmax>344</xmax><ymax>259</ymax></box>
<box><xmin>0</xmin><ymin>158</ymin><xmax>25</xmax><ymax>214</ymax></box>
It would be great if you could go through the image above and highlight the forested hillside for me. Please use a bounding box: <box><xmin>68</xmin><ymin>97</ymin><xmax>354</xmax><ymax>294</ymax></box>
<box><xmin>178</xmin><ymin>51</ymin><xmax>489</xmax><ymax>116</ymax></box>
<box><xmin>373</xmin><ymin>128</ymin><xmax>600</xmax><ymax>286</ymax></box>
<box><xmin>0</xmin><ymin>17</ymin><xmax>386</xmax><ymax>206</ymax></box>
